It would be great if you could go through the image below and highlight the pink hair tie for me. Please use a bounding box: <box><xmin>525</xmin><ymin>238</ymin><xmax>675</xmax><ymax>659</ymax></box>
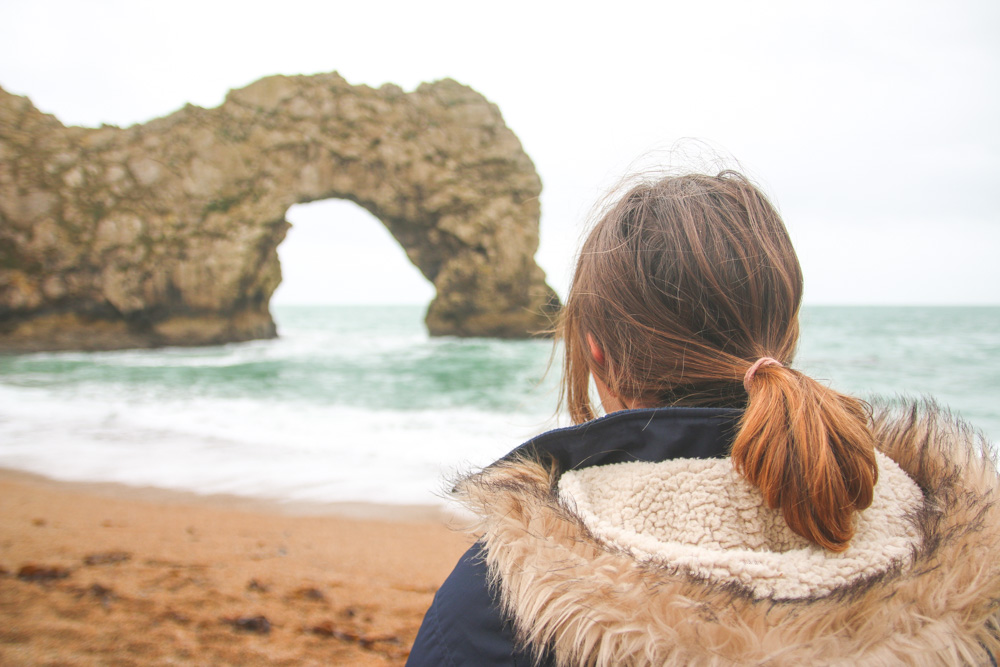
<box><xmin>743</xmin><ymin>357</ymin><xmax>782</xmax><ymax>392</ymax></box>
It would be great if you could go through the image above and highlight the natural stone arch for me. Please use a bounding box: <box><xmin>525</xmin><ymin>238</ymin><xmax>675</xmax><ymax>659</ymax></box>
<box><xmin>0</xmin><ymin>73</ymin><xmax>558</xmax><ymax>352</ymax></box>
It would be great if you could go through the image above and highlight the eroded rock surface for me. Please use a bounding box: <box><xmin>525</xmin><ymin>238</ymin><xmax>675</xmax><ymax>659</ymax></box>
<box><xmin>0</xmin><ymin>73</ymin><xmax>557</xmax><ymax>351</ymax></box>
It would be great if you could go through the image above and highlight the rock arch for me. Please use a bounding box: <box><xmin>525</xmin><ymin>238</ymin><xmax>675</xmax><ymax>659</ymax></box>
<box><xmin>0</xmin><ymin>73</ymin><xmax>558</xmax><ymax>352</ymax></box>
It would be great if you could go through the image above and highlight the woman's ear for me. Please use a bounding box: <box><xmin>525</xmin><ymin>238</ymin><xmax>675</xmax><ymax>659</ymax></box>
<box><xmin>586</xmin><ymin>335</ymin><xmax>630</xmax><ymax>413</ymax></box>
<box><xmin>586</xmin><ymin>334</ymin><xmax>605</xmax><ymax>365</ymax></box>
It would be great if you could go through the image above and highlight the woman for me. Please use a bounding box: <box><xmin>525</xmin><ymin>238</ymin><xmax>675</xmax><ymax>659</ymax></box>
<box><xmin>408</xmin><ymin>170</ymin><xmax>1000</xmax><ymax>665</ymax></box>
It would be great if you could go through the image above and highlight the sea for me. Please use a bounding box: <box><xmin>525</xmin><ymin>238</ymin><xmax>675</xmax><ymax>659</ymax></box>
<box><xmin>0</xmin><ymin>305</ymin><xmax>997</xmax><ymax>509</ymax></box>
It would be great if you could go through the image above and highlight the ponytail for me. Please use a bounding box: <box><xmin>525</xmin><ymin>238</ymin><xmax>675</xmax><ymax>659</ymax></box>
<box><xmin>731</xmin><ymin>359</ymin><xmax>879</xmax><ymax>552</ymax></box>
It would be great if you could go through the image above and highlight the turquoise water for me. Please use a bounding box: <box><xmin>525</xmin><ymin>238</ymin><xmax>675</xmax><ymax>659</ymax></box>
<box><xmin>2</xmin><ymin>306</ymin><xmax>554</xmax><ymax>412</ymax></box>
<box><xmin>796</xmin><ymin>306</ymin><xmax>1000</xmax><ymax>437</ymax></box>
<box><xmin>0</xmin><ymin>305</ymin><xmax>996</xmax><ymax>505</ymax></box>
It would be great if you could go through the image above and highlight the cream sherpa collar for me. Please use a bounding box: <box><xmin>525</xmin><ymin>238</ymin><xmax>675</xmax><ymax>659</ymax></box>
<box><xmin>558</xmin><ymin>451</ymin><xmax>923</xmax><ymax>600</ymax></box>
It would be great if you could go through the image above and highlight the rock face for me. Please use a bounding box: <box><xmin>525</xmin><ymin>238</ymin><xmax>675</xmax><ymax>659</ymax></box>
<box><xmin>0</xmin><ymin>73</ymin><xmax>558</xmax><ymax>352</ymax></box>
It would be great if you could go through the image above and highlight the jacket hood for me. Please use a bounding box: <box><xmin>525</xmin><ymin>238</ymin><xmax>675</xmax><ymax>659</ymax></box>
<box><xmin>454</xmin><ymin>400</ymin><xmax>1000</xmax><ymax>666</ymax></box>
<box><xmin>557</xmin><ymin>450</ymin><xmax>923</xmax><ymax>601</ymax></box>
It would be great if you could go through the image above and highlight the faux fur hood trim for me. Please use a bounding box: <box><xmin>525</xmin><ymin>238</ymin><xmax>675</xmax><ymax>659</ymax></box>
<box><xmin>454</xmin><ymin>400</ymin><xmax>1000</xmax><ymax>666</ymax></box>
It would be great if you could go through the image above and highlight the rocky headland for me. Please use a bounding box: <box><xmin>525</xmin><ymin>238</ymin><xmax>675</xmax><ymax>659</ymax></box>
<box><xmin>0</xmin><ymin>73</ymin><xmax>558</xmax><ymax>352</ymax></box>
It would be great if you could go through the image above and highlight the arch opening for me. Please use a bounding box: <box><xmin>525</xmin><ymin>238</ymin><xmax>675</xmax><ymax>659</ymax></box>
<box><xmin>272</xmin><ymin>199</ymin><xmax>436</xmax><ymax>306</ymax></box>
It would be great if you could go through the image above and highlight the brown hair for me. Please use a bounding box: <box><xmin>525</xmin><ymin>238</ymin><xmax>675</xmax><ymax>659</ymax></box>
<box><xmin>559</xmin><ymin>170</ymin><xmax>878</xmax><ymax>552</ymax></box>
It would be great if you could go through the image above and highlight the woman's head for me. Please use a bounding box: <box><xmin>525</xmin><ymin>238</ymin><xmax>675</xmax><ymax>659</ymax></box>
<box><xmin>559</xmin><ymin>170</ymin><xmax>878</xmax><ymax>551</ymax></box>
<box><xmin>561</xmin><ymin>171</ymin><xmax>802</xmax><ymax>417</ymax></box>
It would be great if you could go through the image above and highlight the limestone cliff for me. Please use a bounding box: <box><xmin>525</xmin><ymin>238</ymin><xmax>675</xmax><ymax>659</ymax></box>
<box><xmin>0</xmin><ymin>73</ymin><xmax>558</xmax><ymax>352</ymax></box>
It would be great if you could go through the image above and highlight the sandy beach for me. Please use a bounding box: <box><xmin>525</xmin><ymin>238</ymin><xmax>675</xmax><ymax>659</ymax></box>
<box><xmin>0</xmin><ymin>468</ymin><xmax>472</xmax><ymax>666</ymax></box>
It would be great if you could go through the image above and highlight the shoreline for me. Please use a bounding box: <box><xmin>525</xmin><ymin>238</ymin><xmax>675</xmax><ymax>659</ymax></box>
<box><xmin>0</xmin><ymin>466</ymin><xmax>458</xmax><ymax>523</ymax></box>
<box><xmin>0</xmin><ymin>466</ymin><xmax>472</xmax><ymax>665</ymax></box>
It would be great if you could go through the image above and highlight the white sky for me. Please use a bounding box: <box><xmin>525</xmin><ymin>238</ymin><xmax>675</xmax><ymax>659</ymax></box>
<box><xmin>2</xmin><ymin>0</ymin><xmax>997</xmax><ymax>305</ymax></box>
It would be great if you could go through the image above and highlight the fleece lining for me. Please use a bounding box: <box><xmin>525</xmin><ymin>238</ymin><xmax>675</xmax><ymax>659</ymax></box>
<box><xmin>558</xmin><ymin>450</ymin><xmax>923</xmax><ymax>599</ymax></box>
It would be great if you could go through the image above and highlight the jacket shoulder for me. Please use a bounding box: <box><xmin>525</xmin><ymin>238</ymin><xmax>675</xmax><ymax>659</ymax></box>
<box><xmin>408</xmin><ymin>544</ymin><xmax>547</xmax><ymax>667</ymax></box>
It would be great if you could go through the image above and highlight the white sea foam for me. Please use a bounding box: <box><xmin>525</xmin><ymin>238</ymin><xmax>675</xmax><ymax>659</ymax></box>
<box><xmin>0</xmin><ymin>381</ymin><xmax>559</xmax><ymax>506</ymax></box>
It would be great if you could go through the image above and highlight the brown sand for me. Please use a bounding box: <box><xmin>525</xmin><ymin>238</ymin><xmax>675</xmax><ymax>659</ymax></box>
<box><xmin>0</xmin><ymin>468</ymin><xmax>473</xmax><ymax>666</ymax></box>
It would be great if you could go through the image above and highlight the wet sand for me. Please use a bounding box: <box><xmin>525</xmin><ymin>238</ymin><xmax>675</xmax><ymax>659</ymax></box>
<box><xmin>0</xmin><ymin>468</ymin><xmax>472</xmax><ymax>665</ymax></box>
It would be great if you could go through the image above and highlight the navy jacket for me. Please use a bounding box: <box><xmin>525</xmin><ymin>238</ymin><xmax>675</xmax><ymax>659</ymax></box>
<box><xmin>407</xmin><ymin>408</ymin><xmax>741</xmax><ymax>666</ymax></box>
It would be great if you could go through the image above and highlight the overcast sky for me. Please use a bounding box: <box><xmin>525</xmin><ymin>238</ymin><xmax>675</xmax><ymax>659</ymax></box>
<box><xmin>2</xmin><ymin>0</ymin><xmax>997</xmax><ymax>305</ymax></box>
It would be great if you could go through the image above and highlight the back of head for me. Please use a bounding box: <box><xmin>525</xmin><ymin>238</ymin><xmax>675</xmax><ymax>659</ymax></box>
<box><xmin>560</xmin><ymin>170</ymin><xmax>878</xmax><ymax>551</ymax></box>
